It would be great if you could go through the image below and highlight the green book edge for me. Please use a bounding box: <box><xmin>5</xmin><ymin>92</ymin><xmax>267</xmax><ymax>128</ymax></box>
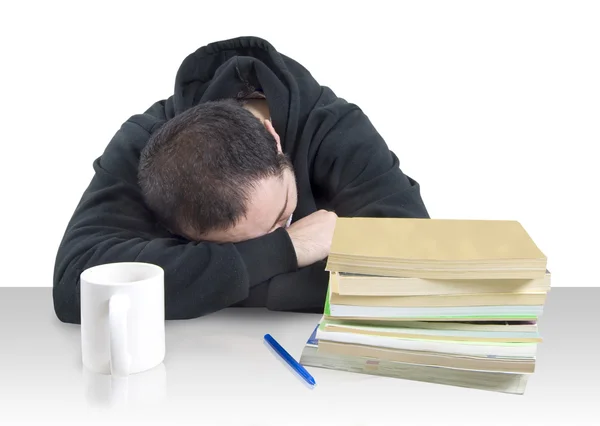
<box><xmin>326</xmin><ymin>315</ymin><xmax>538</xmax><ymax>320</ymax></box>
<box><xmin>324</xmin><ymin>281</ymin><xmax>331</xmax><ymax>316</ymax></box>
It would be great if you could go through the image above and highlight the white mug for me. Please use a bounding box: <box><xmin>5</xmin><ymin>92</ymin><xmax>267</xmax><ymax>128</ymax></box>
<box><xmin>80</xmin><ymin>262</ymin><xmax>165</xmax><ymax>376</ymax></box>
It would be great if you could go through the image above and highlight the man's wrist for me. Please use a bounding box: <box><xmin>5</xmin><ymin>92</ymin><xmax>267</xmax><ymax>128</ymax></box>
<box><xmin>235</xmin><ymin>228</ymin><xmax>298</xmax><ymax>285</ymax></box>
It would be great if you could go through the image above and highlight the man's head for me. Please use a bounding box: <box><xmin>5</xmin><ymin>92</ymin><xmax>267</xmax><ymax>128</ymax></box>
<box><xmin>138</xmin><ymin>99</ymin><xmax>297</xmax><ymax>243</ymax></box>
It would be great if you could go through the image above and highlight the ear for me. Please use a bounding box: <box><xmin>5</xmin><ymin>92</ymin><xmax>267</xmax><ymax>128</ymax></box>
<box><xmin>264</xmin><ymin>119</ymin><xmax>282</xmax><ymax>153</ymax></box>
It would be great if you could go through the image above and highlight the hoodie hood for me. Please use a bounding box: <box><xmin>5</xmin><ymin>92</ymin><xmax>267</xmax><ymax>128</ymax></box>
<box><xmin>171</xmin><ymin>36</ymin><xmax>306</xmax><ymax>148</ymax></box>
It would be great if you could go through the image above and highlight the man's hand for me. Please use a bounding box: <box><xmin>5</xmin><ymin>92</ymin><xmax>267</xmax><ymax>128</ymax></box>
<box><xmin>286</xmin><ymin>210</ymin><xmax>338</xmax><ymax>268</ymax></box>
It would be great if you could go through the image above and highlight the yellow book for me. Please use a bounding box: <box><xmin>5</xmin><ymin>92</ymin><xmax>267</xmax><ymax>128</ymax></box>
<box><xmin>326</xmin><ymin>218</ymin><xmax>547</xmax><ymax>279</ymax></box>
<box><xmin>328</xmin><ymin>272</ymin><xmax>548</xmax><ymax>307</ymax></box>
<box><xmin>332</xmin><ymin>271</ymin><xmax>551</xmax><ymax>296</ymax></box>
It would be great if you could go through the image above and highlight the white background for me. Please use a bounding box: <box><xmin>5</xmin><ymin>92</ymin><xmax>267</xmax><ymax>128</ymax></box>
<box><xmin>0</xmin><ymin>0</ymin><xmax>598</xmax><ymax>288</ymax></box>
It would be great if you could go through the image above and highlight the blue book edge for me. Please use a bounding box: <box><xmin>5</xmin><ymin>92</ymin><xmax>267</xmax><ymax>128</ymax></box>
<box><xmin>306</xmin><ymin>324</ymin><xmax>320</xmax><ymax>347</ymax></box>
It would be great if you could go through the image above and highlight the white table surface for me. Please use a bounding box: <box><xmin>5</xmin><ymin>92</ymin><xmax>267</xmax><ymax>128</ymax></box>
<box><xmin>0</xmin><ymin>288</ymin><xmax>598</xmax><ymax>426</ymax></box>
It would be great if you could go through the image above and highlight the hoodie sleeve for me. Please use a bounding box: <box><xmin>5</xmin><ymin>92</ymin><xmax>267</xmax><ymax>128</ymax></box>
<box><xmin>52</xmin><ymin>110</ymin><xmax>298</xmax><ymax>324</ymax></box>
<box><xmin>309</xmin><ymin>96</ymin><xmax>430</xmax><ymax>219</ymax></box>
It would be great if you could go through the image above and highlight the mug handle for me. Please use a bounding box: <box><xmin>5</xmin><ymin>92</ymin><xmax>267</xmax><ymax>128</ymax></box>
<box><xmin>108</xmin><ymin>294</ymin><xmax>131</xmax><ymax>376</ymax></box>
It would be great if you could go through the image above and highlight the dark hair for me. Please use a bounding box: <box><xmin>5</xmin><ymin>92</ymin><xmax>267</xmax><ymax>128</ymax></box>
<box><xmin>138</xmin><ymin>99</ymin><xmax>290</xmax><ymax>238</ymax></box>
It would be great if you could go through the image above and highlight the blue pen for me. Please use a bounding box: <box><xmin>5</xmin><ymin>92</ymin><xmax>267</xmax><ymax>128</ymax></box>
<box><xmin>264</xmin><ymin>334</ymin><xmax>316</xmax><ymax>386</ymax></box>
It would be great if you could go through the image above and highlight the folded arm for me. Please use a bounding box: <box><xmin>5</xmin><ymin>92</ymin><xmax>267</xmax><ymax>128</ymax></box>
<box><xmin>53</xmin><ymin>109</ymin><xmax>298</xmax><ymax>324</ymax></box>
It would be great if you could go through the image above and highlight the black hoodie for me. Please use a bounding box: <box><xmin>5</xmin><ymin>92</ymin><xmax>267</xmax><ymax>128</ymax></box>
<box><xmin>53</xmin><ymin>36</ymin><xmax>429</xmax><ymax>324</ymax></box>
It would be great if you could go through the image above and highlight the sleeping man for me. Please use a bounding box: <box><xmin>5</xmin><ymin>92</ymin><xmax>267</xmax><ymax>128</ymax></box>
<box><xmin>53</xmin><ymin>36</ymin><xmax>429</xmax><ymax>324</ymax></box>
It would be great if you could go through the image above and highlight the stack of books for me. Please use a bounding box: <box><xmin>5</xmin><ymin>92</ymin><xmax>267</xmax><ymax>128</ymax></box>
<box><xmin>299</xmin><ymin>218</ymin><xmax>550</xmax><ymax>394</ymax></box>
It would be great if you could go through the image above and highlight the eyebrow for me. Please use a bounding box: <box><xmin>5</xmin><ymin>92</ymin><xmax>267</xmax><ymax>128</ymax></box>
<box><xmin>272</xmin><ymin>189</ymin><xmax>289</xmax><ymax>230</ymax></box>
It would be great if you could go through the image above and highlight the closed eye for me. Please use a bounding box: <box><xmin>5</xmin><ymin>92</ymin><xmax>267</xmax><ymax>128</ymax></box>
<box><xmin>271</xmin><ymin>189</ymin><xmax>289</xmax><ymax>230</ymax></box>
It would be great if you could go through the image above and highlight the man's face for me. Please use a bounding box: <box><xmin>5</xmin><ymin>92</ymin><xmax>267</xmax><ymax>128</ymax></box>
<box><xmin>198</xmin><ymin>115</ymin><xmax>298</xmax><ymax>243</ymax></box>
<box><xmin>200</xmin><ymin>166</ymin><xmax>298</xmax><ymax>243</ymax></box>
